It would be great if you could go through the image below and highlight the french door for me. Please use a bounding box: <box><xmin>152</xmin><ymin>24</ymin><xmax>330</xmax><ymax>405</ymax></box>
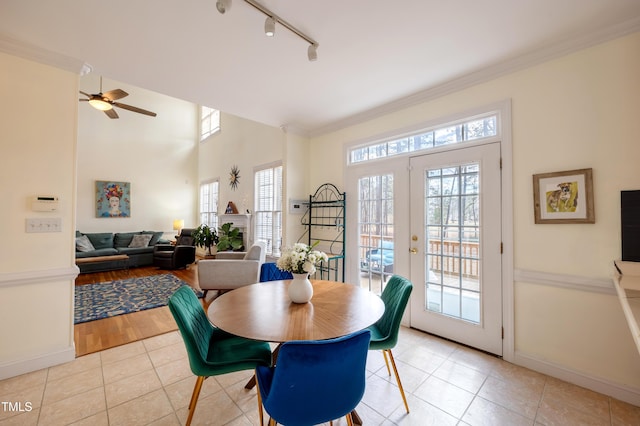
<box><xmin>348</xmin><ymin>142</ymin><xmax>502</xmax><ymax>355</ymax></box>
<box><xmin>409</xmin><ymin>143</ymin><xmax>502</xmax><ymax>355</ymax></box>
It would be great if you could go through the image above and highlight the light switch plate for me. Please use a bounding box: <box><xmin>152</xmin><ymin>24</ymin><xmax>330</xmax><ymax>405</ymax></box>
<box><xmin>26</xmin><ymin>218</ymin><xmax>62</xmax><ymax>233</ymax></box>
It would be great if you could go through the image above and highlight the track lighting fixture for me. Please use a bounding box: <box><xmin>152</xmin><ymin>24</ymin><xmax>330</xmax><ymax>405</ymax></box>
<box><xmin>307</xmin><ymin>43</ymin><xmax>318</xmax><ymax>61</ymax></box>
<box><xmin>216</xmin><ymin>0</ymin><xmax>231</xmax><ymax>14</ymax></box>
<box><xmin>220</xmin><ymin>0</ymin><xmax>319</xmax><ymax>61</ymax></box>
<box><xmin>264</xmin><ymin>16</ymin><xmax>276</xmax><ymax>37</ymax></box>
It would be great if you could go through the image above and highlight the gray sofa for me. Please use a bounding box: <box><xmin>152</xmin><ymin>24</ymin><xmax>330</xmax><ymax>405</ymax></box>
<box><xmin>75</xmin><ymin>231</ymin><xmax>167</xmax><ymax>273</ymax></box>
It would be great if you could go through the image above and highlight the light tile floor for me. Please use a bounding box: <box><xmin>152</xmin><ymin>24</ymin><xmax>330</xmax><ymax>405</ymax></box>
<box><xmin>1</xmin><ymin>327</ymin><xmax>640</xmax><ymax>425</ymax></box>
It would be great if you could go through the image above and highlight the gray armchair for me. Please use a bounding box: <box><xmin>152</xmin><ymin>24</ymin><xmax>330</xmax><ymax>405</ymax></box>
<box><xmin>197</xmin><ymin>241</ymin><xmax>266</xmax><ymax>300</ymax></box>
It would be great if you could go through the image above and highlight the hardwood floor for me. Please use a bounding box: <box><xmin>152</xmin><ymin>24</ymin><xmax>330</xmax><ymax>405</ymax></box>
<box><xmin>74</xmin><ymin>264</ymin><xmax>199</xmax><ymax>357</ymax></box>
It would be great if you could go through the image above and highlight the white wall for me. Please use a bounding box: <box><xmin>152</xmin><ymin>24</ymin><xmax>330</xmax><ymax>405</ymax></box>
<box><xmin>199</xmin><ymin>113</ymin><xmax>309</xmax><ymax>246</ymax></box>
<box><xmin>308</xmin><ymin>32</ymin><xmax>640</xmax><ymax>403</ymax></box>
<box><xmin>283</xmin><ymin>130</ymin><xmax>310</xmax><ymax>247</ymax></box>
<box><xmin>0</xmin><ymin>52</ymin><xmax>78</xmax><ymax>378</ymax></box>
<box><xmin>3</xmin><ymin>28</ymin><xmax>640</xmax><ymax>405</ymax></box>
<box><xmin>77</xmin><ymin>74</ymin><xmax>198</xmax><ymax>237</ymax></box>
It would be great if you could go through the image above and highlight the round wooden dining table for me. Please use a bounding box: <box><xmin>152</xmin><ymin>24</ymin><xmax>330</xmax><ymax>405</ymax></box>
<box><xmin>207</xmin><ymin>279</ymin><xmax>384</xmax><ymax>426</ymax></box>
<box><xmin>207</xmin><ymin>279</ymin><xmax>385</xmax><ymax>343</ymax></box>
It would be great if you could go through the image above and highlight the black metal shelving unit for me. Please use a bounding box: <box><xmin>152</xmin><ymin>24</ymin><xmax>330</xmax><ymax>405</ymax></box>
<box><xmin>299</xmin><ymin>183</ymin><xmax>346</xmax><ymax>282</ymax></box>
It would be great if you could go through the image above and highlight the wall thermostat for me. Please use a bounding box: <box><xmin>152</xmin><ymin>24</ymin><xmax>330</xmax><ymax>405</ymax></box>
<box><xmin>31</xmin><ymin>195</ymin><xmax>59</xmax><ymax>212</ymax></box>
<box><xmin>289</xmin><ymin>199</ymin><xmax>309</xmax><ymax>214</ymax></box>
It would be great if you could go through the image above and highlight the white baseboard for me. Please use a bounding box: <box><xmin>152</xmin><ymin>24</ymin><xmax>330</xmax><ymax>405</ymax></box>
<box><xmin>514</xmin><ymin>350</ymin><xmax>640</xmax><ymax>406</ymax></box>
<box><xmin>0</xmin><ymin>345</ymin><xmax>76</xmax><ymax>381</ymax></box>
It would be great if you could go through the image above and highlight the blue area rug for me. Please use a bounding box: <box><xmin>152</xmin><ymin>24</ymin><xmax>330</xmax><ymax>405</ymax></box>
<box><xmin>75</xmin><ymin>274</ymin><xmax>201</xmax><ymax>324</ymax></box>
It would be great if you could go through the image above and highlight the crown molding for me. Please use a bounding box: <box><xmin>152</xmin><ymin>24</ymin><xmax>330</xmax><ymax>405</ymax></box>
<box><xmin>308</xmin><ymin>17</ymin><xmax>640</xmax><ymax>138</ymax></box>
<box><xmin>0</xmin><ymin>32</ymin><xmax>91</xmax><ymax>75</ymax></box>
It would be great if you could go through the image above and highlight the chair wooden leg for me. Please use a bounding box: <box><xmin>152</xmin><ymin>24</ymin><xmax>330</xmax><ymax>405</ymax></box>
<box><xmin>345</xmin><ymin>413</ymin><xmax>354</xmax><ymax>426</ymax></box>
<box><xmin>256</xmin><ymin>372</ymin><xmax>264</xmax><ymax>426</ymax></box>
<box><xmin>382</xmin><ymin>348</ymin><xmax>391</xmax><ymax>376</ymax></box>
<box><xmin>186</xmin><ymin>376</ymin><xmax>205</xmax><ymax>426</ymax></box>
<box><xmin>268</xmin><ymin>418</ymin><xmax>277</xmax><ymax>426</ymax></box>
<box><xmin>385</xmin><ymin>349</ymin><xmax>409</xmax><ymax>413</ymax></box>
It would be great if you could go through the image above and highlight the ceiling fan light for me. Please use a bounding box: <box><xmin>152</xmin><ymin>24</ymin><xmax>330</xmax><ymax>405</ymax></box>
<box><xmin>89</xmin><ymin>99</ymin><xmax>113</xmax><ymax>111</ymax></box>
<box><xmin>216</xmin><ymin>0</ymin><xmax>231</xmax><ymax>14</ymax></box>
<box><xmin>264</xmin><ymin>16</ymin><xmax>276</xmax><ymax>37</ymax></box>
<box><xmin>307</xmin><ymin>44</ymin><xmax>318</xmax><ymax>62</ymax></box>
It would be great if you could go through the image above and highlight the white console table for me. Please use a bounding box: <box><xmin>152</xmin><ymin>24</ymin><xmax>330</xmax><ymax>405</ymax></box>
<box><xmin>612</xmin><ymin>260</ymin><xmax>640</xmax><ymax>356</ymax></box>
<box><xmin>219</xmin><ymin>214</ymin><xmax>251</xmax><ymax>249</ymax></box>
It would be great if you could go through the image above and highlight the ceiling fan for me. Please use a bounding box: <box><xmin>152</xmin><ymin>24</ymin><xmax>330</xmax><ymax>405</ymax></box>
<box><xmin>79</xmin><ymin>77</ymin><xmax>157</xmax><ymax>119</ymax></box>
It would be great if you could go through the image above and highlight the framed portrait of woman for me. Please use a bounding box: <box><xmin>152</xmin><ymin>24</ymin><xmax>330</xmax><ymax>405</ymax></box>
<box><xmin>96</xmin><ymin>180</ymin><xmax>131</xmax><ymax>218</ymax></box>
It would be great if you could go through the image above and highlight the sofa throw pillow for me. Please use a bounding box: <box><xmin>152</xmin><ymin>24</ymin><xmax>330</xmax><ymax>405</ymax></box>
<box><xmin>128</xmin><ymin>233</ymin><xmax>153</xmax><ymax>248</ymax></box>
<box><xmin>114</xmin><ymin>232</ymin><xmax>136</xmax><ymax>248</ymax></box>
<box><xmin>141</xmin><ymin>231</ymin><xmax>164</xmax><ymax>246</ymax></box>
<box><xmin>76</xmin><ymin>235</ymin><xmax>95</xmax><ymax>252</ymax></box>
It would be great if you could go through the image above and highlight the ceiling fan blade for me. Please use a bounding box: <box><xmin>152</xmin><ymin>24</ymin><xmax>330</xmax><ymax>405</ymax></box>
<box><xmin>79</xmin><ymin>91</ymin><xmax>92</xmax><ymax>98</ymax></box>
<box><xmin>102</xmin><ymin>89</ymin><xmax>128</xmax><ymax>101</ymax></box>
<box><xmin>79</xmin><ymin>98</ymin><xmax>88</xmax><ymax>102</ymax></box>
<box><xmin>113</xmin><ymin>102</ymin><xmax>157</xmax><ymax>117</ymax></box>
<box><xmin>104</xmin><ymin>109</ymin><xmax>119</xmax><ymax>119</ymax></box>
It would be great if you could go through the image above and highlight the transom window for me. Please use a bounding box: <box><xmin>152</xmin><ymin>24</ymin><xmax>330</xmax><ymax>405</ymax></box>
<box><xmin>200</xmin><ymin>106</ymin><xmax>220</xmax><ymax>141</ymax></box>
<box><xmin>349</xmin><ymin>113</ymin><xmax>497</xmax><ymax>164</ymax></box>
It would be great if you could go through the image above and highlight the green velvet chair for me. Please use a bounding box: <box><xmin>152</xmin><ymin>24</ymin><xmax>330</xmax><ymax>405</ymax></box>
<box><xmin>168</xmin><ymin>286</ymin><xmax>272</xmax><ymax>426</ymax></box>
<box><xmin>367</xmin><ymin>274</ymin><xmax>413</xmax><ymax>413</ymax></box>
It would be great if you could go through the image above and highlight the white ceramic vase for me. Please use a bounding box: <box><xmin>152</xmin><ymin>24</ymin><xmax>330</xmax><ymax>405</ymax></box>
<box><xmin>288</xmin><ymin>273</ymin><xmax>313</xmax><ymax>303</ymax></box>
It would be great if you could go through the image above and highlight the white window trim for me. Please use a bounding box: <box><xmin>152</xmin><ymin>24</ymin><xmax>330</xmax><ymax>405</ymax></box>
<box><xmin>254</xmin><ymin>161</ymin><xmax>283</xmax><ymax>257</ymax></box>
<box><xmin>199</xmin><ymin>178</ymin><xmax>220</xmax><ymax>229</ymax></box>
<box><xmin>346</xmin><ymin>106</ymin><xmax>503</xmax><ymax>166</ymax></box>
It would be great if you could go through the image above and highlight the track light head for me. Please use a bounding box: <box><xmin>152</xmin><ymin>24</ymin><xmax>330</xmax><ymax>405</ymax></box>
<box><xmin>307</xmin><ymin>44</ymin><xmax>318</xmax><ymax>61</ymax></box>
<box><xmin>216</xmin><ymin>0</ymin><xmax>231</xmax><ymax>14</ymax></box>
<box><xmin>264</xmin><ymin>16</ymin><xmax>276</xmax><ymax>37</ymax></box>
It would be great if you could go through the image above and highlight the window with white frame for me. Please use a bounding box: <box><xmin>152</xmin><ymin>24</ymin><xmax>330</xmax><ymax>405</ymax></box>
<box><xmin>199</xmin><ymin>180</ymin><xmax>219</xmax><ymax>230</ymax></box>
<box><xmin>254</xmin><ymin>164</ymin><xmax>283</xmax><ymax>256</ymax></box>
<box><xmin>200</xmin><ymin>106</ymin><xmax>220</xmax><ymax>141</ymax></box>
<box><xmin>349</xmin><ymin>113</ymin><xmax>497</xmax><ymax>164</ymax></box>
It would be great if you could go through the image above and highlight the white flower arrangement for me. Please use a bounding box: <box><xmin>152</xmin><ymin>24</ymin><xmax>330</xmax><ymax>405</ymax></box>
<box><xmin>276</xmin><ymin>242</ymin><xmax>329</xmax><ymax>275</ymax></box>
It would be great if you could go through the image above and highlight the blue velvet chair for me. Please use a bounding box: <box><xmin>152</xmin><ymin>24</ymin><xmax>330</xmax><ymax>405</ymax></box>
<box><xmin>367</xmin><ymin>275</ymin><xmax>413</xmax><ymax>413</ymax></box>
<box><xmin>255</xmin><ymin>330</ymin><xmax>371</xmax><ymax>426</ymax></box>
<box><xmin>168</xmin><ymin>286</ymin><xmax>272</xmax><ymax>426</ymax></box>
<box><xmin>259</xmin><ymin>262</ymin><xmax>293</xmax><ymax>282</ymax></box>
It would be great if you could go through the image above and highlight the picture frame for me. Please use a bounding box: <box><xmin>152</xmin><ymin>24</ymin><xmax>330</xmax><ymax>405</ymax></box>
<box><xmin>533</xmin><ymin>168</ymin><xmax>594</xmax><ymax>224</ymax></box>
<box><xmin>96</xmin><ymin>180</ymin><xmax>131</xmax><ymax>218</ymax></box>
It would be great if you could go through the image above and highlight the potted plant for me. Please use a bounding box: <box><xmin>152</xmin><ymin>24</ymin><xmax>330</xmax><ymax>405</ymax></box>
<box><xmin>192</xmin><ymin>224</ymin><xmax>218</xmax><ymax>256</ymax></box>
<box><xmin>217</xmin><ymin>222</ymin><xmax>243</xmax><ymax>251</ymax></box>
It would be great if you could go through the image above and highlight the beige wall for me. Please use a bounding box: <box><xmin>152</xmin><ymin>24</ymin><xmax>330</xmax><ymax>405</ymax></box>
<box><xmin>3</xmin><ymin>29</ymin><xmax>640</xmax><ymax>404</ymax></box>
<box><xmin>283</xmin><ymin>130</ymin><xmax>310</xmax><ymax>247</ymax></box>
<box><xmin>0</xmin><ymin>52</ymin><xmax>78</xmax><ymax>377</ymax></box>
<box><xmin>198</xmin><ymin>113</ymin><xmax>309</xmax><ymax>247</ymax></box>
<box><xmin>77</xmin><ymin>74</ymin><xmax>199</xmax><ymax>236</ymax></box>
<box><xmin>308</xmin><ymin>32</ymin><xmax>640</xmax><ymax>401</ymax></box>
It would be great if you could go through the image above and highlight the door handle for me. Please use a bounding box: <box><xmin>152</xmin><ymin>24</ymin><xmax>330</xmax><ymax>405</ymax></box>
<box><xmin>409</xmin><ymin>247</ymin><xmax>418</xmax><ymax>254</ymax></box>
